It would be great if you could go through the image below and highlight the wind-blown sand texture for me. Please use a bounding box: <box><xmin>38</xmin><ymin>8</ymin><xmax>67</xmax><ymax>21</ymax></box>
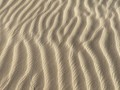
<box><xmin>0</xmin><ymin>0</ymin><xmax>120</xmax><ymax>90</ymax></box>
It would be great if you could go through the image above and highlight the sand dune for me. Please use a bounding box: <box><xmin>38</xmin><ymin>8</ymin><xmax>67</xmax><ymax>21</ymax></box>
<box><xmin>0</xmin><ymin>0</ymin><xmax>120</xmax><ymax>90</ymax></box>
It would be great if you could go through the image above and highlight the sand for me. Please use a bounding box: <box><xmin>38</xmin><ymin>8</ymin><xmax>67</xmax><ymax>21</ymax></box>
<box><xmin>0</xmin><ymin>0</ymin><xmax>120</xmax><ymax>90</ymax></box>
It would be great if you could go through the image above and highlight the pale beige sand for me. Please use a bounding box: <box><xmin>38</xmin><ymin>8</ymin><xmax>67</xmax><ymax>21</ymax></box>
<box><xmin>0</xmin><ymin>0</ymin><xmax>120</xmax><ymax>90</ymax></box>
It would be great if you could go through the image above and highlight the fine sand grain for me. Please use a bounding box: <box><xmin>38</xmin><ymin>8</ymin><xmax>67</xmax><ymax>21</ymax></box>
<box><xmin>0</xmin><ymin>0</ymin><xmax>120</xmax><ymax>90</ymax></box>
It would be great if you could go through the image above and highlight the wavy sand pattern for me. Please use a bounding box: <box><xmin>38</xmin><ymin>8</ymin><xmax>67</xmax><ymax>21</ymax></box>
<box><xmin>0</xmin><ymin>0</ymin><xmax>120</xmax><ymax>90</ymax></box>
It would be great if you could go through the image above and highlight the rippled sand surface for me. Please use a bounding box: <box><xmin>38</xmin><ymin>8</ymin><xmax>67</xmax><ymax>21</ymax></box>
<box><xmin>0</xmin><ymin>0</ymin><xmax>120</xmax><ymax>90</ymax></box>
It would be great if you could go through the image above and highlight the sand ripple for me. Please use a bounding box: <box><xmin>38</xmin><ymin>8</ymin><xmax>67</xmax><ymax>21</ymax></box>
<box><xmin>0</xmin><ymin>0</ymin><xmax>120</xmax><ymax>90</ymax></box>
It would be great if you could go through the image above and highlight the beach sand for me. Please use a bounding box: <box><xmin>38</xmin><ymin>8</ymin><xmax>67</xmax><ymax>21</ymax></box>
<box><xmin>0</xmin><ymin>0</ymin><xmax>120</xmax><ymax>90</ymax></box>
